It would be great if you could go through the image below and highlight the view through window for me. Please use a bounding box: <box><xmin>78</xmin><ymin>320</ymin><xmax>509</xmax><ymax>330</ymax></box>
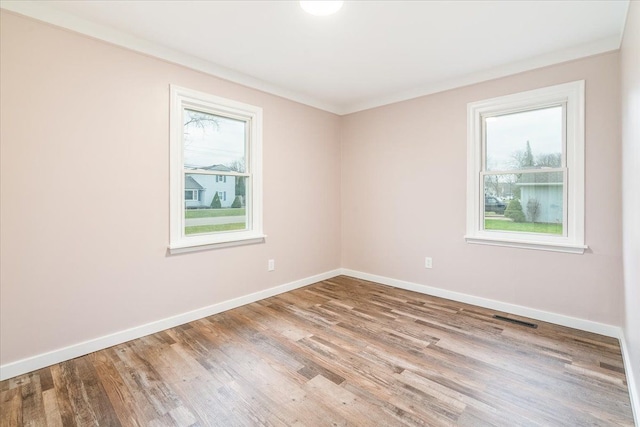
<box><xmin>183</xmin><ymin>109</ymin><xmax>248</xmax><ymax>236</ymax></box>
<box><xmin>482</xmin><ymin>106</ymin><xmax>565</xmax><ymax>236</ymax></box>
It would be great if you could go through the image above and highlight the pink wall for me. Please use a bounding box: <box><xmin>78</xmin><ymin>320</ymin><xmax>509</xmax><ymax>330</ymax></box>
<box><xmin>0</xmin><ymin>11</ymin><xmax>342</xmax><ymax>365</ymax></box>
<box><xmin>341</xmin><ymin>52</ymin><xmax>623</xmax><ymax>326</ymax></box>
<box><xmin>621</xmin><ymin>0</ymin><xmax>640</xmax><ymax>408</ymax></box>
<box><xmin>0</xmin><ymin>8</ymin><xmax>631</xmax><ymax>374</ymax></box>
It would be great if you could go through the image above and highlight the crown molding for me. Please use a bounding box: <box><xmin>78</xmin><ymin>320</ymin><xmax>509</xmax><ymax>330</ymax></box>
<box><xmin>0</xmin><ymin>1</ymin><xmax>343</xmax><ymax>115</ymax></box>
<box><xmin>1</xmin><ymin>2</ymin><xmax>623</xmax><ymax>116</ymax></box>
<box><xmin>341</xmin><ymin>36</ymin><xmax>620</xmax><ymax>114</ymax></box>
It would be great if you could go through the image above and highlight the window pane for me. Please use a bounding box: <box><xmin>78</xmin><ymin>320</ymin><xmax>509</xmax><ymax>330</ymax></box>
<box><xmin>183</xmin><ymin>109</ymin><xmax>246</xmax><ymax>172</ymax></box>
<box><xmin>483</xmin><ymin>172</ymin><xmax>563</xmax><ymax>235</ymax></box>
<box><xmin>485</xmin><ymin>106</ymin><xmax>563</xmax><ymax>171</ymax></box>
<box><xmin>184</xmin><ymin>174</ymin><xmax>247</xmax><ymax>236</ymax></box>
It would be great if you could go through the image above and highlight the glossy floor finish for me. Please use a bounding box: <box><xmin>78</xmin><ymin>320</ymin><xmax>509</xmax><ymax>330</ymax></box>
<box><xmin>0</xmin><ymin>276</ymin><xmax>634</xmax><ymax>426</ymax></box>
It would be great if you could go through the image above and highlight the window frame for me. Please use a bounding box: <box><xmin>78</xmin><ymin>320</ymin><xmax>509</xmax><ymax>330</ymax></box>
<box><xmin>169</xmin><ymin>85</ymin><xmax>264</xmax><ymax>254</ymax></box>
<box><xmin>465</xmin><ymin>81</ymin><xmax>586</xmax><ymax>254</ymax></box>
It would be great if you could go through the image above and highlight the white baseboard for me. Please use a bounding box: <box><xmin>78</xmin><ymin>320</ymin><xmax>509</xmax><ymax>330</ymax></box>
<box><xmin>0</xmin><ymin>267</ymin><xmax>628</xmax><ymax>387</ymax></box>
<box><xmin>341</xmin><ymin>269</ymin><xmax>639</xmax><ymax>424</ymax></box>
<box><xmin>620</xmin><ymin>330</ymin><xmax>640</xmax><ymax>426</ymax></box>
<box><xmin>0</xmin><ymin>269</ymin><xmax>342</xmax><ymax>381</ymax></box>
<box><xmin>340</xmin><ymin>269</ymin><xmax>621</xmax><ymax>338</ymax></box>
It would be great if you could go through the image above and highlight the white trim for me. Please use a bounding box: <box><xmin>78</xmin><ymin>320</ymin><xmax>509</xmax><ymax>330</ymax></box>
<box><xmin>1</xmin><ymin>265</ymin><xmax>631</xmax><ymax>396</ymax></box>
<box><xmin>466</xmin><ymin>81</ymin><xmax>586</xmax><ymax>253</ymax></box>
<box><xmin>340</xmin><ymin>269</ymin><xmax>620</xmax><ymax>337</ymax></box>
<box><xmin>341</xmin><ymin>37</ymin><xmax>618</xmax><ymax>115</ymax></box>
<box><xmin>0</xmin><ymin>3</ymin><xmax>622</xmax><ymax>116</ymax></box>
<box><xmin>0</xmin><ymin>269</ymin><xmax>342</xmax><ymax>381</ymax></box>
<box><xmin>619</xmin><ymin>0</ymin><xmax>633</xmax><ymax>49</ymax></box>
<box><xmin>464</xmin><ymin>236</ymin><xmax>587</xmax><ymax>254</ymax></box>
<box><xmin>168</xmin><ymin>234</ymin><xmax>266</xmax><ymax>254</ymax></box>
<box><xmin>620</xmin><ymin>330</ymin><xmax>640</xmax><ymax>426</ymax></box>
<box><xmin>0</xmin><ymin>2</ymin><xmax>341</xmax><ymax>114</ymax></box>
<box><xmin>170</xmin><ymin>85</ymin><xmax>263</xmax><ymax>252</ymax></box>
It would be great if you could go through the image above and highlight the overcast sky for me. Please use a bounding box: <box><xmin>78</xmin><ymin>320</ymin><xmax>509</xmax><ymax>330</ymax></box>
<box><xmin>183</xmin><ymin>110</ymin><xmax>245</xmax><ymax>169</ymax></box>
<box><xmin>485</xmin><ymin>106</ymin><xmax>562</xmax><ymax>171</ymax></box>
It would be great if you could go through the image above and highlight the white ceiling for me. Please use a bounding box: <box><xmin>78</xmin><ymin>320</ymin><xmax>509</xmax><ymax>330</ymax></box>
<box><xmin>1</xmin><ymin>1</ymin><xmax>630</xmax><ymax>115</ymax></box>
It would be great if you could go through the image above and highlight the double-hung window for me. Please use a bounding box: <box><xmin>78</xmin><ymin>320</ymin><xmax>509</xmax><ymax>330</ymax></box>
<box><xmin>465</xmin><ymin>81</ymin><xmax>585</xmax><ymax>253</ymax></box>
<box><xmin>169</xmin><ymin>86</ymin><xmax>264</xmax><ymax>253</ymax></box>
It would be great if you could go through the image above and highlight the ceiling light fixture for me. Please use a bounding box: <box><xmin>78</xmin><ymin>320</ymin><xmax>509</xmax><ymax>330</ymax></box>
<box><xmin>300</xmin><ymin>1</ymin><xmax>344</xmax><ymax>16</ymax></box>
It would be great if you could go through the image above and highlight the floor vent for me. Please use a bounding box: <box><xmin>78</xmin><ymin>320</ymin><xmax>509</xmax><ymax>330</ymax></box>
<box><xmin>493</xmin><ymin>315</ymin><xmax>538</xmax><ymax>329</ymax></box>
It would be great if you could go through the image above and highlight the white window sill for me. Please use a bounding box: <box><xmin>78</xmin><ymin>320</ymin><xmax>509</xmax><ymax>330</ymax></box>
<box><xmin>464</xmin><ymin>235</ymin><xmax>586</xmax><ymax>254</ymax></box>
<box><xmin>169</xmin><ymin>234</ymin><xmax>266</xmax><ymax>254</ymax></box>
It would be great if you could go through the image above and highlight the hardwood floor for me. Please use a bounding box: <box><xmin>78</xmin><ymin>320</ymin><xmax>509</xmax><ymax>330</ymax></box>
<box><xmin>1</xmin><ymin>276</ymin><xmax>634</xmax><ymax>426</ymax></box>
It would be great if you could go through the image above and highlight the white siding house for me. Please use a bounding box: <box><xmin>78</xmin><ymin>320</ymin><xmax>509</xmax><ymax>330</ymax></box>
<box><xmin>518</xmin><ymin>172</ymin><xmax>563</xmax><ymax>224</ymax></box>
<box><xmin>185</xmin><ymin>165</ymin><xmax>236</xmax><ymax>208</ymax></box>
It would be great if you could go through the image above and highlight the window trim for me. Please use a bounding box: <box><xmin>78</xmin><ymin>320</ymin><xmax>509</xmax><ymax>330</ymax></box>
<box><xmin>465</xmin><ymin>81</ymin><xmax>586</xmax><ymax>254</ymax></box>
<box><xmin>169</xmin><ymin>85</ymin><xmax>264</xmax><ymax>254</ymax></box>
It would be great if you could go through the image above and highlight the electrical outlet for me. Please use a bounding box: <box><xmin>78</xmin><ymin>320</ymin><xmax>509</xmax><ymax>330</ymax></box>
<box><xmin>268</xmin><ymin>259</ymin><xmax>275</xmax><ymax>271</ymax></box>
<box><xmin>425</xmin><ymin>257</ymin><xmax>433</xmax><ymax>269</ymax></box>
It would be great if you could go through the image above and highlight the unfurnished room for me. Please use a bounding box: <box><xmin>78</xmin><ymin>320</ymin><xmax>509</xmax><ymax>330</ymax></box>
<box><xmin>0</xmin><ymin>0</ymin><xmax>639</xmax><ymax>425</ymax></box>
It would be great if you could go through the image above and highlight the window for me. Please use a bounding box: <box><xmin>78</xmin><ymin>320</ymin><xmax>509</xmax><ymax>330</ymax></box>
<box><xmin>184</xmin><ymin>190</ymin><xmax>198</xmax><ymax>201</ymax></box>
<box><xmin>466</xmin><ymin>81</ymin><xmax>585</xmax><ymax>253</ymax></box>
<box><xmin>169</xmin><ymin>86</ymin><xmax>264</xmax><ymax>253</ymax></box>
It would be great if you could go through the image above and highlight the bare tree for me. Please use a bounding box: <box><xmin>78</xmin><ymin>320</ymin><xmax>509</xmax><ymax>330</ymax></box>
<box><xmin>510</xmin><ymin>140</ymin><xmax>535</xmax><ymax>169</ymax></box>
<box><xmin>511</xmin><ymin>141</ymin><xmax>561</xmax><ymax>169</ymax></box>
<box><xmin>535</xmin><ymin>152</ymin><xmax>561</xmax><ymax>168</ymax></box>
<box><xmin>226</xmin><ymin>159</ymin><xmax>246</xmax><ymax>173</ymax></box>
<box><xmin>226</xmin><ymin>159</ymin><xmax>246</xmax><ymax>200</ymax></box>
<box><xmin>184</xmin><ymin>110</ymin><xmax>219</xmax><ymax>130</ymax></box>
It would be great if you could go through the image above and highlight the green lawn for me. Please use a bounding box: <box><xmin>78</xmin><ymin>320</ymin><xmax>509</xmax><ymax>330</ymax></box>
<box><xmin>185</xmin><ymin>223</ymin><xmax>246</xmax><ymax>235</ymax></box>
<box><xmin>484</xmin><ymin>219</ymin><xmax>563</xmax><ymax>235</ymax></box>
<box><xmin>185</xmin><ymin>208</ymin><xmax>245</xmax><ymax>219</ymax></box>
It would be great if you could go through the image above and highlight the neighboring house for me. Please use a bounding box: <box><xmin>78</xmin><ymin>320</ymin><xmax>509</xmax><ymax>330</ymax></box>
<box><xmin>184</xmin><ymin>175</ymin><xmax>204</xmax><ymax>207</ymax></box>
<box><xmin>185</xmin><ymin>165</ymin><xmax>236</xmax><ymax>208</ymax></box>
<box><xmin>517</xmin><ymin>171</ymin><xmax>563</xmax><ymax>223</ymax></box>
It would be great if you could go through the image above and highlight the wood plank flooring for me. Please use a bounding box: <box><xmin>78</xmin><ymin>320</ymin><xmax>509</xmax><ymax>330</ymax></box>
<box><xmin>1</xmin><ymin>276</ymin><xmax>635</xmax><ymax>426</ymax></box>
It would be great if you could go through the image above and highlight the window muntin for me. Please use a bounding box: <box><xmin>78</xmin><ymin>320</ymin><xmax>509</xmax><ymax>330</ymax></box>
<box><xmin>466</xmin><ymin>81</ymin><xmax>585</xmax><ymax>253</ymax></box>
<box><xmin>170</xmin><ymin>86</ymin><xmax>263</xmax><ymax>253</ymax></box>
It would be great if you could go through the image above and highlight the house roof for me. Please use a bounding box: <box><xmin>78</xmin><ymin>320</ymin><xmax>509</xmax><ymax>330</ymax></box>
<box><xmin>185</xmin><ymin>175</ymin><xmax>203</xmax><ymax>190</ymax></box>
<box><xmin>201</xmin><ymin>164</ymin><xmax>232</xmax><ymax>172</ymax></box>
<box><xmin>185</xmin><ymin>164</ymin><xmax>233</xmax><ymax>172</ymax></box>
<box><xmin>517</xmin><ymin>171</ymin><xmax>563</xmax><ymax>185</ymax></box>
